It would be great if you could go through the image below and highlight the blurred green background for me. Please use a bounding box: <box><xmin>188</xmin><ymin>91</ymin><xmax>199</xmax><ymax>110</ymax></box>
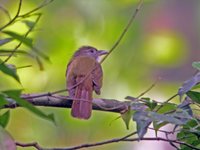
<box><xmin>0</xmin><ymin>0</ymin><xmax>200</xmax><ymax>149</ymax></box>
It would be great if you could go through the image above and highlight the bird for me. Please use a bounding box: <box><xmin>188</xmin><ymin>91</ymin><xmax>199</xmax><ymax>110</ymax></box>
<box><xmin>66</xmin><ymin>46</ymin><xmax>108</xmax><ymax>119</ymax></box>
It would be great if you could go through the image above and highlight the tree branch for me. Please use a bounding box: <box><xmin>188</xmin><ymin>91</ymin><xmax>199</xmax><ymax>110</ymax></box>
<box><xmin>4</xmin><ymin>93</ymin><xmax>129</xmax><ymax>113</ymax></box>
<box><xmin>15</xmin><ymin>142</ymin><xmax>42</xmax><ymax>150</ymax></box>
<box><xmin>16</xmin><ymin>135</ymin><xmax>200</xmax><ymax>150</ymax></box>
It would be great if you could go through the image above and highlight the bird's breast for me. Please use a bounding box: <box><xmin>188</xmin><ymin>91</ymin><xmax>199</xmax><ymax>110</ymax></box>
<box><xmin>71</xmin><ymin>56</ymin><xmax>97</xmax><ymax>76</ymax></box>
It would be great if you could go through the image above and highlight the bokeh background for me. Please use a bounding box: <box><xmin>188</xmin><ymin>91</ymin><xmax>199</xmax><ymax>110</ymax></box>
<box><xmin>0</xmin><ymin>0</ymin><xmax>200</xmax><ymax>149</ymax></box>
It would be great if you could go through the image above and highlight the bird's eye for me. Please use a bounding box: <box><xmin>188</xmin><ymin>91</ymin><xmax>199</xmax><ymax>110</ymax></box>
<box><xmin>90</xmin><ymin>49</ymin><xmax>96</xmax><ymax>53</ymax></box>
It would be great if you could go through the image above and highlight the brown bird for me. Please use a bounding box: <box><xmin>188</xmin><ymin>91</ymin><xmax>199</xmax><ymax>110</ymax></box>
<box><xmin>66</xmin><ymin>46</ymin><xmax>108</xmax><ymax>119</ymax></box>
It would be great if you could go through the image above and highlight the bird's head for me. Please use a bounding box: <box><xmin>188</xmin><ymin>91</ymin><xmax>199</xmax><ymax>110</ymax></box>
<box><xmin>73</xmin><ymin>46</ymin><xmax>108</xmax><ymax>61</ymax></box>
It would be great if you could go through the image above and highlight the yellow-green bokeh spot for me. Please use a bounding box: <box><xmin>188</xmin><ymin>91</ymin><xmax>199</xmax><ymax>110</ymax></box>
<box><xmin>143</xmin><ymin>31</ymin><xmax>187</xmax><ymax>67</ymax></box>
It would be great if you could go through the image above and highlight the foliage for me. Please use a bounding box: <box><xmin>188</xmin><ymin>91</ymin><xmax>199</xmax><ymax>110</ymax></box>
<box><xmin>0</xmin><ymin>0</ymin><xmax>55</xmax><ymax>148</ymax></box>
<box><xmin>0</xmin><ymin>0</ymin><xmax>199</xmax><ymax>150</ymax></box>
<box><xmin>116</xmin><ymin>69</ymin><xmax>200</xmax><ymax>150</ymax></box>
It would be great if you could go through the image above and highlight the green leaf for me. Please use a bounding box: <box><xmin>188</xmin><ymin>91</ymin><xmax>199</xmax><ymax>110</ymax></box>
<box><xmin>133</xmin><ymin>111</ymin><xmax>152</xmax><ymax>138</ymax></box>
<box><xmin>2</xmin><ymin>31</ymin><xmax>33</xmax><ymax>48</ymax></box>
<box><xmin>0</xmin><ymin>38</ymin><xmax>13</xmax><ymax>46</ymax></box>
<box><xmin>3</xmin><ymin>90</ymin><xmax>21</xmax><ymax>97</ymax></box>
<box><xmin>142</xmin><ymin>98</ymin><xmax>157</xmax><ymax>110</ymax></box>
<box><xmin>156</xmin><ymin>103</ymin><xmax>176</xmax><ymax>114</ymax></box>
<box><xmin>36</xmin><ymin>56</ymin><xmax>44</xmax><ymax>71</ymax></box>
<box><xmin>178</xmin><ymin>72</ymin><xmax>200</xmax><ymax>100</ymax></box>
<box><xmin>121</xmin><ymin>107</ymin><xmax>133</xmax><ymax>130</ymax></box>
<box><xmin>0</xmin><ymin>94</ymin><xmax>8</xmax><ymax>108</ymax></box>
<box><xmin>0</xmin><ymin>111</ymin><xmax>10</xmax><ymax>128</ymax></box>
<box><xmin>23</xmin><ymin>20</ymin><xmax>36</xmax><ymax>29</ymax></box>
<box><xmin>177</xmin><ymin>119</ymin><xmax>200</xmax><ymax>150</ymax></box>
<box><xmin>192</xmin><ymin>62</ymin><xmax>200</xmax><ymax>70</ymax></box>
<box><xmin>186</xmin><ymin>91</ymin><xmax>200</xmax><ymax>104</ymax></box>
<box><xmin>153</xmin><ymin>121</ymin><xmax>168</xmax><ymax>136</ymax></box>
<box><xmin>3</xmin><ymin>90</ymin><xmax>55</xmax><ymax>124</ymax></box>
<box><xmin>149</xmin><ymin>111</ymin><xmax>185</xmax><ymax>125</ymax></box>
<box><xmin>133</xmin><ymin>108</ymin><xmax>192</xmax><ymax>138</ymax></box>
<box><xmin>2</xmin><ymin>31</ymin><xmax>50</xmax><ymax>61</ymax></box>
<box><xmin>0</xmin><ymin>59</ymin><xmax>20</xmax><ymax>83</ymax></box>
<box><xmin>184</xmin><ymin>119</ymin><xmax>199</xmax><ymax>130</ymax></box>
<box><xmin>154</xmin><ymin>108</ymin><xmax>191</xmax><ymax>126</ymax></box>
<box><xmin>192</xmin><ymin>84</ymin><xmax>200</xmax><ymax>90</ymax></box>
<box><xmin>178</xmin><ymin>98</ymin><xmax>193</xmax><ymax>117</ymax></box>
<box><xmin>0</xmin><ymin>126</ymin><xmax>16</xmax><ymax>150</ymax></box>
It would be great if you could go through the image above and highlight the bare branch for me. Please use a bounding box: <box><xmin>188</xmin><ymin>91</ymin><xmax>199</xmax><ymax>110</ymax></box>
<box><xmin>100</xmin><ymin>0</ymin><xmax>143</xmax><ymax>64</ymax></box>
<box><xmin>16</xmin><ymin>136</ymin><xmax>200</xmax><ymax>150</ymax></box>
<box><xmin>136</xmin><ymin>77</ymin><xmax>160</xmax><ymax>98</ymax></box>
<box><xmin>0</xmin><ymin>0</ymin><xmax>54</xmax><ymax>31</ymax></box>
<box><xmin>0</xmin><ymin>5</ymin><xmax>11</xmax><ymax>20</ymax></box>
<box><xmin>16</xmin><ymin>142</ymin><xmax>42</xmax><ymax>150</ymax></box>
<box><xmin>3</xmin><ymin>14</ymin><xmax>42</xmax><ymax>63</ymax></box>
<box><xmin>0</xmin><ymin>0</ymin><xmax>22</xmax><ymax>31</ymax></box>
<box><xmin>16</xmin><ymin>65</ymin><xmax>32</xmax><ymax>69</ymax></box>
<box><xmin>124</xmin><ymin>138</ymin><xmax>200</xmax><ymax>150</ymax></box>
<box><xmin>18</xmin><ymin>0</ymin><xmax>54</xmax><ymax>18</ymax></box>
<box><xmin>58</xmin><ymin>132</ymin><xmax>137</xmax><ymax>150</ymax></box>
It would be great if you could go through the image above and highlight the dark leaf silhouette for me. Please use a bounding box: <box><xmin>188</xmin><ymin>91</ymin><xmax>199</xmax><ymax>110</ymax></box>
<box><xmin>3</xmin><ymin>31</ymin><xmax>33</xmax><ymax>48</ymax></box>
<box><xmin>0</xmin><ymin>59</ymin><xmax>20</xmax><ymax>83</ymax></box>
<box><xmin>133</xmin><ymin>111</ymin><xmax>151</xmax><ymax>139</ymax></box>
<box><xmin>0</xmin><ymin>38</ymin><xmax>13</xmax><ymax>46</ymax></box>
<box><xmin>0</xmin><ymin>111</ymin><xmax>10</xmax><ymax>128</ymax></box>
<box><xmin>178</xmin><ymin>72</ymin><xmax>200</xmax><ymax>100</ymax></box>
<box><xmin>186</xmin><ymin>91</ymin><xmax>200</xmax><ymax>104</ymax></box>
<box><xmin>3</xmin><ymin>90</ymin><xmax>55</xmax><ymax>124</ymax></box>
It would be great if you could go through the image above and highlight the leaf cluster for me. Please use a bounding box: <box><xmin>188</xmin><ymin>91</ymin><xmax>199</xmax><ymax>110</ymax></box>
<box><xmin>121</xmin><ymin>62</ymin><xmax>200</xmax><ymax>149</ymax></box>
<box><xmin>0</xmin><ymin>1</ymin><xmax>54</xmax><ymax>149</ymax></box>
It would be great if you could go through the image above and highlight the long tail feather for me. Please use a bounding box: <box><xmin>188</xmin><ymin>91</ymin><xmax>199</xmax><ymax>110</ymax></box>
<box><xmin>71</xmin><ymin>86</ymin><xmax>92</xmax><ymax>119</ymax></box>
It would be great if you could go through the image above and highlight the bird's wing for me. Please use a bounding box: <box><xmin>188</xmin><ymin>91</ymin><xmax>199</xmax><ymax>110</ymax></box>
<box><xmin>92</xmin><ymin>62</ymin><xmax>103</xmax><ymax>95</ymax></box>
<box><xmin>66</xmin><ymin>60</ymin><xmax>76</xmax><ymax>97</ymax></box>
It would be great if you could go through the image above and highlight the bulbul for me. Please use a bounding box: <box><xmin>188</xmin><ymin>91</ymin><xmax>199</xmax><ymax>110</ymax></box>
<box><xmin>66</xmin><ymin>46</ymin><xmax>108</xmax><ymax>119</ymax></box>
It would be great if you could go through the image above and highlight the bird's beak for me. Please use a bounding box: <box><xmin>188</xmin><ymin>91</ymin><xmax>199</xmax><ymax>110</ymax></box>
<box><xmin>98</xmin><ymin>50</ymin><xmax>109</xmax><ymax>56</ymax></box>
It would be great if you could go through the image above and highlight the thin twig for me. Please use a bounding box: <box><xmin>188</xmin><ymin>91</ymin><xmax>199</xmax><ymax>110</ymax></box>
<box><xmin>124</xmin><ymin>138</ymin><xmax>199</xmax><ymax>150</ymax></box>
<box><xmin>15</xmin><ymin>132</ymin><xmax>136</xmax><ymax>150</ymax></box>
<box><xmin>136</xmin><ymin>77</ymin><xmax>160</xmax><ymax>98</ymax></box>
<box><xmin>16</xmin><ymin>142</ymin><xmax>42</xmax><ymax>150</ymax></box>
<box><xmin>2</xmin><ymin>1</ymin><xmax>54</xmax><ymax>30</ymax></box>
<box><xmin>0</xmin><ymin>49</ymin><xmax>33</xmax><ymax>57</ymax></box>
<box><xmin>16</xmin><ymin>136</ymin><xmax>199</xmax><ymax>150</ymax></box>
<box><xmin>21</xmin><ymin>89</ymin><xmax>68</xmax><ymax>99</ymax></box>
<box><xmin>100</xmin><ymin>0</ymin><xmax>143</xmax><ymax>64</ymax></box>
<box><xmin>3</xmin><ymin>14</ymin><xmax>42</xmax><ymax>63</ymax></box>
<box><xmin>16</xmin><ymin>65</ymin><xmax>32</xmax><ymax>69</ymax></box>
<box><xmin>2</xmin><ymin>42</ymin><xmax>22</xmax><ymax>63</ymax></box>
<box><xmin>0</xmin><ymin>0</ymin><xmax>22</xmax><ymax>31</ymax></box>
<box><xmin>18</xmin><ymin>0</ymin><xmax>54</xmax><ymax>18</ymax></box>
<box><xmin>165</xmin><ymin>133</ymin><xmax>179</xmax><ymax>149</ymax></box>
<box><xmin>148</xmin><ymin>127</ymin><xmax>176</xmax><ymax>135</ymax></box>
<box><xmin>55</xmin><ymin>132</ymin><xmax>137</xmax><ymax>150</ymax></box>
<box><xmin>0</xmin><ymin>5</ymin><xmax>11</xmax><ymax>20</ymax></box>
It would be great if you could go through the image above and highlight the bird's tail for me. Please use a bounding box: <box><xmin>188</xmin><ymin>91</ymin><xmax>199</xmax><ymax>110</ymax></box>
<box><xmin>71</xmin><ymin>85</ymin><xmax>92</xmax><ymax>119</ymax></box>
